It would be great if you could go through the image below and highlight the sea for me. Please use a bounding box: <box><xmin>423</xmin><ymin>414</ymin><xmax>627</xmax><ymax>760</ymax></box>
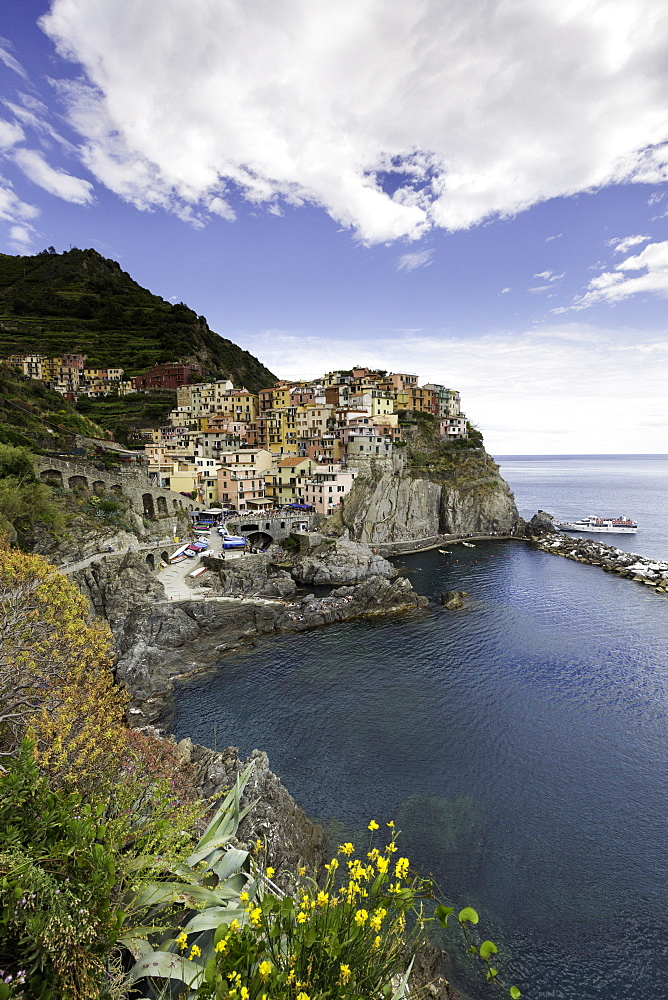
<box><xmin>174</xmin><ymin>454</ymin><xmax>668</xmax><ymax>1000</ymax></box>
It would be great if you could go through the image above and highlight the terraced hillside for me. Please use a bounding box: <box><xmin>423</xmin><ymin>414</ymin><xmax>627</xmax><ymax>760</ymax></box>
<box><xmin>0</xmin><ymin>248</ymin><xmax>276</xmax><ymax>391</ymax></box>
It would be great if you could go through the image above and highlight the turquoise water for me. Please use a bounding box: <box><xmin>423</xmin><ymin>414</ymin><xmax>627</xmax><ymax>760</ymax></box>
<box><xmin>174</xmin><ymin>456</ymin><xmax>668</xmax><ymax>1000</ymax></box>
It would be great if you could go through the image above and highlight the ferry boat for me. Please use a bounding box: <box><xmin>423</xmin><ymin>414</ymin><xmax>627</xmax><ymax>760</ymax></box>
<box><xmin>557</xmin><ymin>515</ymin><xmax>637</xmax><ymax>534</ymax></box>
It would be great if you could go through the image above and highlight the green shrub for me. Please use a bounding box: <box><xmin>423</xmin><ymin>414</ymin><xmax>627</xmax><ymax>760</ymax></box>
<box><xmin>0</xmin><ymin>741</ymin><xmax>119</xmax><ymax>999</ymax></box>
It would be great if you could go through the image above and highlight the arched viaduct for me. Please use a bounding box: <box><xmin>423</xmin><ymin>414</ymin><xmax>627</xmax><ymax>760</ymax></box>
<box><xmin>35</xmin><ymin>456</ymin><xmax>203</xmax><ymax>522</ymax></box>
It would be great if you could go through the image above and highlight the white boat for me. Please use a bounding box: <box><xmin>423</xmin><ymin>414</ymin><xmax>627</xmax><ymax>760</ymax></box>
<box><xmin>169</xmin><ymin>543</ymin><xmax>191</xmax><ymax>562</ymax></box>
<box><xmin>557</xmin><ymin>515</ymin><xmax>637</xmax><ymax>534</ymax></box>
<box><xmin>461</xmin><ymin>541</ymin><xmax>476</xmax><ymax>547</ymax></box>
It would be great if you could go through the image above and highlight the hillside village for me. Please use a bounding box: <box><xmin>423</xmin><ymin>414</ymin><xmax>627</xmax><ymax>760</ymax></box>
<box><xmin>7</xmin><ymin>352</ymin><xmax>469</xmax><ymax>514</ymax></box>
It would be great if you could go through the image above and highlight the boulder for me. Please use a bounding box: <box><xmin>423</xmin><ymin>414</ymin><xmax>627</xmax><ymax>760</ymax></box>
<box><xmin>440</xmin><ymin>590</ymin><xmax>468</xmax><ymax>610</ymax></box>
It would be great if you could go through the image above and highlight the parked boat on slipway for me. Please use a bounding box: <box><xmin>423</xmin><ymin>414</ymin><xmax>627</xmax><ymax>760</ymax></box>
<box><xmin>557</xmin><ymin>515</ymin><xmax>638</xmax><ymax>534</ymax></box>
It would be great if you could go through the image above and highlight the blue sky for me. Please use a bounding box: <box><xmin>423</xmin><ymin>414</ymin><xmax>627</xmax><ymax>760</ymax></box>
<box><xmin>1</xmin><ymin>0</ymin><xmax>668</xmax><ymax>454</ymax></box>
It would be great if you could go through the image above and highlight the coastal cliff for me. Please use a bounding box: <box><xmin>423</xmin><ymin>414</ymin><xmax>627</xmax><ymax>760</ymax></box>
<box><xmin>330</xmin><ymin>446</ymin><xmax>519</xmax><ymax>543</ymax></box>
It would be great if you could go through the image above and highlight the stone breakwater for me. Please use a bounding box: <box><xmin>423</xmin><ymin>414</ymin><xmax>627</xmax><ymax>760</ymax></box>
<box><xmin>533</xmin><ymin>532</ymin><xmax>668</xmax><ymax>594</ymax></box>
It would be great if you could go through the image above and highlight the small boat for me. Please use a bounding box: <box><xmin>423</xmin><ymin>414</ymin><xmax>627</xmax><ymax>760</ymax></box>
<box><xmin>438</xmin><ymin>549</ymin><xmax>450</xmax><ymax>554</ymax></box>
<box><xmin>169</xmin><ymin>543</ymin><xmax>191</xmax><ymax>562</ymax></box>
<box><xmin>223</xmin><ymin>536</ymin><xmax>247</xmax><ymax>550</ymax></box>
<box><xmin>557</xmin><ymin>515</ymin><xmax>637</xmax><ymax>534</ymax></box>
<box><xmin>462</xmin><ymin>541</ymin><xmax>476</xmax><ymax>548</ymax></box>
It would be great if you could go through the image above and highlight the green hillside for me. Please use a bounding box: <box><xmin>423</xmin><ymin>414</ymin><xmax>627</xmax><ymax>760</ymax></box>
<box><xmin>0</xmin><ymin>247</ymin><xmax>276</xmax><ymax>391</ymax></box>
<box><xmin>0</xmin><ymin>363</ymin><xmax>109</xmax><ymax>452</ymax></box>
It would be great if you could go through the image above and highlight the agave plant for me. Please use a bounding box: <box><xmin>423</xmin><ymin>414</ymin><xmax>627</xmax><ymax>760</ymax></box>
<box><xmin>120</xmin><ymin>760</ymin><xmax>260</xmax><ymax>998</ymax></box>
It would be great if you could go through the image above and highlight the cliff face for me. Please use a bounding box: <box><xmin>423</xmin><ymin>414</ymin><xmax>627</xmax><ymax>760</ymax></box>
<box><xmin>334</xmin><ymin>448</ymin><xmax>519</xmax><ymax>544</ymax></box>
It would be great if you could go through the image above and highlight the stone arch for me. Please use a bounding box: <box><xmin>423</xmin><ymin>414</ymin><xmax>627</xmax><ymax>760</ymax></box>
<box><xmin>161</xmin><ymin>551</ymin><xmax>169</xmax><ymax>564</ymax></box>
<box><xmin>145</xmin><ymin>553</ymin><xmax>155</xmax><ymax>570</ymax></box>
<box><xmin>68</xmin><ymin>474</ymin><xmax>89</xmax><ymax>491</ymax></box>
<box><xmin>142</xmin><ymin>493</ymin><xmax>155</xmax><ymax>518</ymax></box>
<box><xmin>92</xmin><ymin>480</ymin><xmax>106</xmax><ymax>496</ymax></box>
<box><xmin>109</xmin><ymin>484</ymin><xmax>123</xmax><ymax>496</ymax></box>
<box><xmin>240</xmin><ymin>523</ymin><xmax>259</xmax><ymax>533</ymax></box>
<box><xmin>265</xmin><ymin>522</ymin><xmax>271</xmax><ymax>530</ymax></box>
<box><xmin>156</xmin><ymin>496</ymin><xmax>168</xmax><ymax>515</ymax></box>
<box><xmin>246</xmin><ymin>531</ymin><xmax>273</xmax><ymax>551</ymax></box>
<box><xmin>172</xmin><ymin>499</ymin><xmax>179</xmax><ymax>509</ymax></box>
<box><xmin>40</xmin><ymin>469</ymin><xmax>63</xmax><ymax>487</ymax></box>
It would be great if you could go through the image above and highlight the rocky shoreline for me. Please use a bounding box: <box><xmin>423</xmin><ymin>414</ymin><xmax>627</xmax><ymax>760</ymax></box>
<box><xmin>73</xmin><ymin>551</ymin><xmax>428</xmax><ymax>726</ymax></box>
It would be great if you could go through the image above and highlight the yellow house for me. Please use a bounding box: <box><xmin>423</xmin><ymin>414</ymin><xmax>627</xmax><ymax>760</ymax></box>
<box><xmin>265</xmin><ymin>456</ymin><xmax>315</xmax><ymax>505</ymax></box>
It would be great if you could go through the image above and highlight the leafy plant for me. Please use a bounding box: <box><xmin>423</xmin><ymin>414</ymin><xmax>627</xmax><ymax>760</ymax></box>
<box><xmin>122</xmin><ymin>761</ymin><xmax>259</xmax><ymax>998</ymax></box>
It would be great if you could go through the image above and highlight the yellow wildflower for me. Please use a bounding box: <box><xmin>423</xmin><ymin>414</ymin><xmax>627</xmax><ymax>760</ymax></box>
<box><xmin>367</xmin><ymin>848</ymin><xmax>380</xmax><ymax>860</ymax></box>
<box><xmin>324</xmin><ymin>858</ymin><xmax>339</xmax><ymax>872</ymax></box>
<box><xmin>339</xmin><ymin>964</ymin><xmax>351</xmax><ymax>983</ymax></box>
<box><xmin>188</xmin><ymin>944</ymin><xmax>201</xmax><ymax>960</ymax></box>
<box><xmin>376</xmin><ymin>856</ymin><xmax>389</xmax><ymax>875</ymax></box>
<box><xmin>386</xmin><ymin>842</ymin><xmax>398</xmax><ymax>853</ymax></box>
<box><xmin>240</xmin><ymin>890</ymin><xmax>249</xmax><ymax>902</ymax></box>
<box><xmin>297</xmin><ymin>911</ymin><xmax>308</xmax><ymax>923</ymax></box>
<box><xmin>339</xmin><ymin>842</ymin><xmax>355</xmax><ymax>855</ymax></box>
<box><xmin>287</xmin><ymin>970</ymin><xmax>295</xmax><ymax>983</ymax></box>
<box><xmin>373</xmin><ymin>935</ymin><xmax>381</xmax><ymax>949</ymax></box>
<box><xmin>368</xmin><ymin>820</ymin><xmax>379</xmax><ymax>831</ymax></box>
<box><xmin>354</xmin><ymin>908</ymin><xmax>369</xmax><ymax>926</ymax></box>
<box><xmin>176</xmin><ymin>931</ymin><xmax>188</xmax><ymax>951</ymax></box>
<box><xmin>395</xmin><ymin>857</ymin><xmax>410</xmax><ymax>879</ymax></box>
<box><xmin>266</xmin><ymin>866</ymin><xmax>276</xmax><ymax>879</ymax></box>
<box><xmin>214</xmin><ymin>936</ymin><xmax>229</xmax><ymax>953</ymax></box>
<box><xmin>229</xmin><ymin>919</ymin><xmax>240</xmax><ymax>932</ymax></box>
<box><xmin>298</xmin><ymin>865</ymin><xmax>307</xmax><ymax>876</ymax></box>
<box><xmin>296</xmin><ymin>993</ymin><xmax>310</xmax><ymax>1000</ymax></box>
<box><xmin>241</xmin><ymin>989</ymin><xmax>249</xmax><ymax>1000</ymax></box>
<box><xmin>330</xmin><ymin>895</ymin><xmax>339</xmax><ymax>906</ymax></box>
<box><xmin>249</xmin><ymin>907</ymin><xmax>262</xmax><ymax>927</ymax></box>
<box><xmin>255</xmin><ymin>838</ymin><xmax>264</xmax><ymax>851</ymax></box>
<box><xmin>387</xmin><ymin>820</ymin><xmax>395</xmax><ymax>828</ymax></box>
<box><xmin>317</xmin><ymin>891</ymin><xmax>329</xmax><ymax>906</ymax></box>
<box><xmin>259</xmin><ymin>960</ymin><xmax>272</xmax><ymax>980</ymax></box>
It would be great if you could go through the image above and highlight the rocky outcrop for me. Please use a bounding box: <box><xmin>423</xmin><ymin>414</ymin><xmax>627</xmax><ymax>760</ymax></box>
<box><xmin>527</xmin><ymin>510</ymin><xmax>557</xmax><ymax>536</ymax></box>
<box><xmin>332</xmin><ymin>450</ymin><xmax>519</xmax><ymax>544</ymax></box>
<box><xmin>203</xmin><ymin>553</ymin><xmax>297</xmax><ymax>599</ymax></box>
<box><xmin>291</xmin><ymin>535</ymin><xmax>397</xmax><ymax>585</ymax></box>
<box><xmin>178</xmin><ymin>741</ymin><xmax>328</xmax><ymax>876</ymax></box>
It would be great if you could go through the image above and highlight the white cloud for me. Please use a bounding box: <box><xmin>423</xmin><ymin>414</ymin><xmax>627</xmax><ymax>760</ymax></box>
<box><xmin>570</xmin><ymin>240</ymin><xmax>668</xmax><ymax>308</ymax></box>
<box><xmin>0</xmin><ymin>38</ymin><xmax>27</xmax><ymax>79</ymax></box>
<box><xmin>39</xmin><ymin>0</ymin><xmax>668</xmax><ymax>243</ymax></box>
<box><xmin>607</xmin><ymin>234</ymin><xmax>650</xmax><ymax>253</ymax></box>
<box><xmin>0</xmin><ymin>176</ymin><xmax>40</xmax><ymax>252</ymax></box>
<box><xmin>500</xmin><ymin>287</ymin><xmax>511</xmax><ymax>294</ymax></box>
<box><xmin>13</xmin><ymin>148</ymin><xmax>94</xmax><ymax>205</ymax></box>
<box><xmin>8</xmin><ymin>224</ymin><xmax>35</xmax><ymax>251</ymax></box>
<box><xmin>396</xmin><ymin>249</ymin><xmax>434</xmax><ymax>272</ymax></box>
<box><xmin>545</xmin><ymin>233</ymin><xmax>563</xmax><ymax>242</ymax></box>
<box><xmin>237</xmin><ymin>322</ymin><xmax>668</xmax><ymax>453</ymax></box>
<box><xmin>534</xmin><ymin>270</ymin><xmax>564</xmax><ymax>281</ymax></box>
<box><xmin>0</xmin><ymin>118</ymin><xmax>24</xmax><ymax>151</ymax></box>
